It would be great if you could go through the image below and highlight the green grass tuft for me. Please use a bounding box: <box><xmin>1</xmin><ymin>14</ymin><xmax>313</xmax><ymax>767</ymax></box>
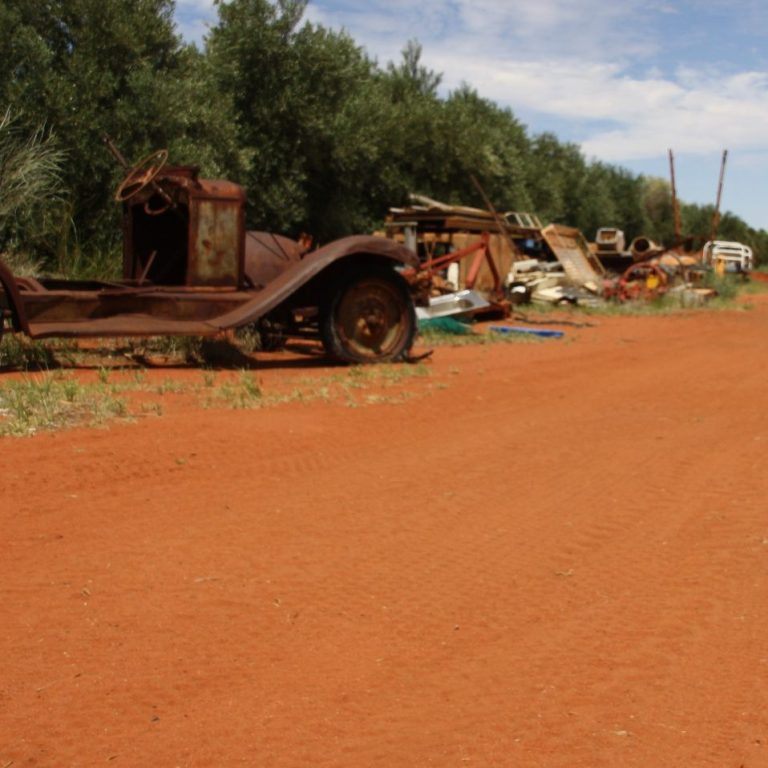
<box><xmin>0</xmin><ymin>372</ymin><xmax>128</xmax><ymax>437</ymax></box>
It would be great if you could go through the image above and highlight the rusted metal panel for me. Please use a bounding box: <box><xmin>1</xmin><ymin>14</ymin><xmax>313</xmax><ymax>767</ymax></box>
<box><xmin>0</xmin><ymin>256</ymin><xmax>31</xmax><ymax>334</ymax></box>
<box><xmin>244</xmin><ymin>232</ymin><xmax>304</xmax><ymax>288</ymax></box>
<box><xmin>541</xmin><ymin>224</ymin><xmax>606</xmax><ymax>286</ymax></box>
<box><xmin>189</xmin><ymin>197</ymin><xmax>242</xmax><ymax>287</ymax></box>
<box><xmin>21</xmin><ymin>286</ymin><xmax>248</xmax><ymax>325</ymax></box>
<box><xmin>208</xmin><ymin>235</ymin><xmax>419</xmax><ymax>330</ymax></box>
<box><xmin>23</xmin><ymin>291</ymin><xmax>248</xmax><ymax>338</ymax></box>
<box><xmin>453</xmin><ymin>232</ymin><xmax>516</xmax><ymax>295</ymax></box>
<box><xmin>122</xmin><ymin>172</ymin><xmax>246</xmax><ymax>288</ymax></box>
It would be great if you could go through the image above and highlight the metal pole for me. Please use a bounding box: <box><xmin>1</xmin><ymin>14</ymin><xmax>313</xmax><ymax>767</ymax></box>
<box><xmin>710</xmin><ymin>149</ymin><xmax>728</xmax><ymax>241</ymax></box>
<box><xmin>469</xmin><ymin>174</ymin><xmax>520</xmax><ymax>283</ymax></box>
<box><xmin>102</xmin><ymin>134</ymin><xmax>130</xmax><ymax>169</ymax></box>
<box><xmin>668</xmin><ymin>149</ymin><xmax>682</xmax><ymax>247</ymax></box>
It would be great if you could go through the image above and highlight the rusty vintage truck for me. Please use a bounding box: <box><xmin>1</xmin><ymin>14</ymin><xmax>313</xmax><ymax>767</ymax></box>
<box><xmin>0</xmin><ymin>149</ymin><xmax>421</xmax><ymax>364</ymax></box>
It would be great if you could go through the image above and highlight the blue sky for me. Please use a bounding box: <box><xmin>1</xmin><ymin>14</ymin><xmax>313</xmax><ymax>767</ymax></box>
<box><xmin>175</xmin><ymin>0</ymin><xmax>768</xmax><ymax>232</ymax></box>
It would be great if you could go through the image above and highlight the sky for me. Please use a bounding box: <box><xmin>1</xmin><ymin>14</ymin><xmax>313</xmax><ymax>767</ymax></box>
<box><xmin>174</xmin><ymin>0</ymin><xmax>768</xmax><ymax>232</ymax></box>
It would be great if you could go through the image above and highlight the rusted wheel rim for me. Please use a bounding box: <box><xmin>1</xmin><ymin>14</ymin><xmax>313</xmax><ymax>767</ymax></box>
<box><xmin>335</xmin><ymin>277</ymin><xmax>411</xmax><ymax>360</ymax></box>
<box><xmin>619</xmin><ymin>262</ymin><xmax>667</xmax><ymax>301</ymax></box>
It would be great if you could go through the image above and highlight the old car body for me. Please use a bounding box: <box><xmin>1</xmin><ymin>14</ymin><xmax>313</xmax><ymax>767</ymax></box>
<box><xmin>0</xmin><ymin>152</ymin><xmax>420</xmax><ymax>363</ymax></box>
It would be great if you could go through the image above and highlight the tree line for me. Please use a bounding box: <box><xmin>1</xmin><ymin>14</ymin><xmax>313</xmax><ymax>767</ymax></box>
<box><xmin>1</xmin><ymin>0</ymin><xmax>766</xmax><ymax>274</ymax></box>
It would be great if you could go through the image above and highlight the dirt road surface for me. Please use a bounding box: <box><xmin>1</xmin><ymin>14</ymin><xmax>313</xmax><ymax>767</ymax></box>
<box><xmin>2</xmin><ymin>296</ymin><xmax>768</xmax><ymax>767</ymax></box>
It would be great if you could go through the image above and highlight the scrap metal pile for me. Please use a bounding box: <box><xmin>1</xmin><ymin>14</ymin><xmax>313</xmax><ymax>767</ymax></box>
<box><xmin>383</xmin><ymin>195</ymin><xmax>746</xmax><ymax>319</ymax></box>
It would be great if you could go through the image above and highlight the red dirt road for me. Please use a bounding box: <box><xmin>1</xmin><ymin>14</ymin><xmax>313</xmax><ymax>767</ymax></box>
<box><xmin>2</xmin><ymin>298</ymin><xmax>768</xmax><ymax>767</ymax></box>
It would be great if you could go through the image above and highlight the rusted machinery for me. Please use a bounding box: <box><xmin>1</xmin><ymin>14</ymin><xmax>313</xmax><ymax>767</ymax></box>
<box><xmin>0</xmin><ymin>145</ymin><xmax>422</xmax><ymax>364</ymax></box>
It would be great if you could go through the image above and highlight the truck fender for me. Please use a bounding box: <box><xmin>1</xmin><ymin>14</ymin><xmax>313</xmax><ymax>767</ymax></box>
<box><xmin>208</xmin><ymin>235</ymin><xmax>418</xmax><ymax>331</ymax></box>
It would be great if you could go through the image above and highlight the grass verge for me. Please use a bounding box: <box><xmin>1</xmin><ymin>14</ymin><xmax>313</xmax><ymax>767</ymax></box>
<box><xmin>0</xmin><ymin>362</ymin><xmax>434</xmax><ymax>438</ymax></box>
<box><xmin>0</xmin><ymin>371</ymin><xmax>128</xmax><ymax>437</ymax></box>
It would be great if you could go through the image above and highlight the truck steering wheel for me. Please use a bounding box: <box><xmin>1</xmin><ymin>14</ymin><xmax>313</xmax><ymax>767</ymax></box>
<box><xmin>114</xmin><ymin>149</ymin><xmax>169</xmax><ymax>203</ymax></box>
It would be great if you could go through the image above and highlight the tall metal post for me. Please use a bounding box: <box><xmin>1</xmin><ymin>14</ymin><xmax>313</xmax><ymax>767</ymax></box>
<box><xmin>668</xmin><ymin>149</ymin><xmax>682</xmax><ymax>247</ymax></box>
<box><xmin>710</xmin><ymin>149</ymin><xmax>728</xmax><ymax>241</ymax></box>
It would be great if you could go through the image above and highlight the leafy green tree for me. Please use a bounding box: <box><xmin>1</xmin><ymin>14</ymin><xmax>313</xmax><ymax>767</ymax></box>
<box><xmin>386</xmin><ymin>39</ymin><xmax>442</xmax><ymax>99</ymax></box>
<box><xmin>3</xmin><ymin>0</ymin><xmax>766</xmax><ymax>269</ymax></box>
<box><xmin>571</xmin><ymin>161</ymin><xmax>620</xmax><ymax>240</ymax></box>
<box><xmin>206</xmin><ymin>0</ymin><xmax>427</xmax><ymax>240</ymax></box>
<box><xmin>287</xmin><ymin>22</ymin><xmax>392</xmax><ymax>238</ymax></box>
<box><xmin>606</xmin><ymin>166</ymin><xmax>652</xmax><ymax>244</ymax></box>
<box><xmin>681</xmin><ymin>203</ymin><xmax>763</xmax><ymax>255</ymax></box>
<box><xmin>206</xmin><ymin>0</ymin><xmax>316</xmax><ymax>232</ymax></box>
<box><xmin>637</xmin><ymin>177</ymin><xmax>675</xmax><ymax>245</ymax></box>
<box><xmin>425</xmin><ymin>86</ymin><xmax>531</xmax><ymax>211</ymax></box>
<box><xmin>572</xmin><ymin>162</ymin><xmax>652</xmax><ymax>244</ymax></box>
<box><xmin>525</xmin><ymin>133</ymin><xmax>587</xmax><ymax>224</ymax></box>
<box><xmin>0</xmin><ymin>0</ymin><xmax>242</xmax><ymax>264</ymax></box>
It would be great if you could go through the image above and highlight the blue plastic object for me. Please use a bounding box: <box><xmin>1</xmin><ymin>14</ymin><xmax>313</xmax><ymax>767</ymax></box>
<box><xmin>489</xmin><ymin>325</ymin><xmax>564</xmax><ymax>339</ymax></box>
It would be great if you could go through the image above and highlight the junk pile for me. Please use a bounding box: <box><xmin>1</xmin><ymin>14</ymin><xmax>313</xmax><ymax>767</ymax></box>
<box><xmin>384</xmin><ymin>195</ymin><xmax>752</xmax><ymax>320</ymax></box>
<box><xmin>517</xmin><ymin>224</ymin><xmax>606</xmax><ymax>307</ymax></box>
<box><xmin>588</xmin><ymin>229</ymin><xmax>716</xmax><ymax>304</ymax></box>
<box><xmin>383</xmin><ymin>193</ymin><xmax>753</xmax><ymax>320</ymax></box>
<box><xmin>382</xmin><ymin>196</ymin><xmax>608</xmax><ymax>316</ymax></box>
<box><xmin>382</xmin><ymin>195</ymin><xmax>522</xmax><ymax>319</ymax></box>
<box><xmin>383</xmin><ymin>151</ymin><xmax>755</xmax><ymax>320</ymax></box>
<box><xmin>605</xmin><ymin>249</ymin><xmax>713</xmax><ymax>305</ymax></box>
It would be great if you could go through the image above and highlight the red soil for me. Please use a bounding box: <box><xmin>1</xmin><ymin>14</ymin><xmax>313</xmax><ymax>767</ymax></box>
<box><xmin>2</xmin><ymin>297</ymin><xmax>768</xmax><ymax>767</ymax></box>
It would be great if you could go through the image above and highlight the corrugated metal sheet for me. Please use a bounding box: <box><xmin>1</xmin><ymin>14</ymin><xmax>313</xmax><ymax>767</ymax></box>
<box><xmin>541</xmin><ymin>224</ymin><xmax>606</xmax><ymax>286</ymax></box>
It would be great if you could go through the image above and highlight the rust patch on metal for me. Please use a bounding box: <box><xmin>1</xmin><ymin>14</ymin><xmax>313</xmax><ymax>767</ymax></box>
<box><xmin>191</xmin><ymin>200</ymin><xmax>241</xmax><ymax>287</ymax></box>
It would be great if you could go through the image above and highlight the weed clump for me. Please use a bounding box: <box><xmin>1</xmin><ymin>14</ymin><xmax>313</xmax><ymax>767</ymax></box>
<box><xmin>0</xmin><ymin>372</ymin><xmax>127</xmax><ymax>437</ymax></box>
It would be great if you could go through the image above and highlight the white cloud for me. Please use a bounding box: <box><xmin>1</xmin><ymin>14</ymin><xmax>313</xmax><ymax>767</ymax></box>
<box><xmin>320</xmin><ymin>0</ymin><xmax>768</xmax><ymax>161</ymax></box>
<box><xmin>580</xmin><ymin>71</ymin><xmax>768</xmax><ymax>160</ymax></box>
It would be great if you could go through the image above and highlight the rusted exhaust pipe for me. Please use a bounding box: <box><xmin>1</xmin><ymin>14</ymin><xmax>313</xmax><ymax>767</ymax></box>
<box><xmin>630</xmin><ymin>236</ymin><xmax>662</xmax><ymax>262</ymax></box>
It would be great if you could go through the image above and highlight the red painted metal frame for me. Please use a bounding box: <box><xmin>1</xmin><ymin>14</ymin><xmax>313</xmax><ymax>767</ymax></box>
<box><xmin>403</xmin><ymin>232</ymin><xmax>506</xmax><ymax>303</ymax></box>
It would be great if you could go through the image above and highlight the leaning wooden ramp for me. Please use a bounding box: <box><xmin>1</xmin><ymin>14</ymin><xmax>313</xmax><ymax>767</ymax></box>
<box><xmin>541</xmin><ymin>224</ymin><xmax>606</xmax><ymax>288</ymax></box>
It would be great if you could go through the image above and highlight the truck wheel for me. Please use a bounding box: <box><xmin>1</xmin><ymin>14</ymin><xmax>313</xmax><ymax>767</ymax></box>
<box><xmin>321</xmin><ymin>268</ymin><xmax>416</xmax><ymax>363</ymax></box>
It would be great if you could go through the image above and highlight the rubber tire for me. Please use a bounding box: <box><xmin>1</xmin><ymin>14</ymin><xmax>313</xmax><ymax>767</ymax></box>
<box><xmin>321</xmin><ymin>268</ymin><xmax>416</xmax><ymax>364</ymax></box>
